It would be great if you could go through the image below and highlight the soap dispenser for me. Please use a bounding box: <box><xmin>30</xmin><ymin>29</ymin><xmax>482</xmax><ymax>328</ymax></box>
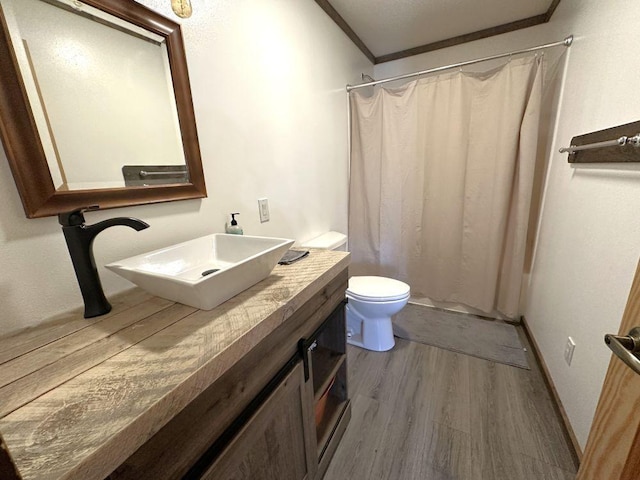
<box><xmin>225</xmin><ymin>213</ymin><xmax>243</xmax><ymax>235</ymax></box>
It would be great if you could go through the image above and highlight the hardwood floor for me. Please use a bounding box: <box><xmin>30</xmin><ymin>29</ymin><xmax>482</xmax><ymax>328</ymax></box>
<box><xmin>324</xmin><ymin>332</ymin><xmax>577</xmax><ymax>480</ymax></box>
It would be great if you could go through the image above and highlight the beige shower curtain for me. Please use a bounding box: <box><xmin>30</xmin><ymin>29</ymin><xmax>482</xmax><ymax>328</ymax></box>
<box><xmin>349</xmin><ymin>56</ymin><xmax>543</xmax><ymax>318</ymax></box>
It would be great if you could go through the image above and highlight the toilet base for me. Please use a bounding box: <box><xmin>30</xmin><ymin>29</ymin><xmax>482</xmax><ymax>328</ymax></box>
<box><xmin>346</xmin><ymin>334</ymin><xmax>395</xmax><ymax>352</ymax></box>
<box><xmin>346</xmin><ymin>304</ymin><xmax>395</xmax><ymax>352</ymax></box>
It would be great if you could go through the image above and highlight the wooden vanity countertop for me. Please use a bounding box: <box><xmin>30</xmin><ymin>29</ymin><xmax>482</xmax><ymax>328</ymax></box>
<box><xmin>0</xmin><ymin>249</ymin><xmax>349</xmax><ymax>480</ymax></box>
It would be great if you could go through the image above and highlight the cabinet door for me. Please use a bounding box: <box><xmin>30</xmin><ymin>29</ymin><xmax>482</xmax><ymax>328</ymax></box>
<box><xmin>201</xmin><ymin>361</ymin><xmax>316</xmax><ymax>480</ymax></box>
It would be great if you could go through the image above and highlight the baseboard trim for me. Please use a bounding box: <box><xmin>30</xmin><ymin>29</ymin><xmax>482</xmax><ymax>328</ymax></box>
<box><xmin>521</xmin><ymin>316</ymin><xmax>583</xmax><ymax>468</ymax></box>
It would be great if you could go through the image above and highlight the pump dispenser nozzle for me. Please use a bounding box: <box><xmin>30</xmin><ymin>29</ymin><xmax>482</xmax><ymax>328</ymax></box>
<box><xmin>226</xmin><ymin>213</ymin><xmax>243</xmax><ymax>234</ymax></box>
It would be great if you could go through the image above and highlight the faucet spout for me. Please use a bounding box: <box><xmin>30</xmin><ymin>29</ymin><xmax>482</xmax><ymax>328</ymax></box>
<box><xmin>59</xmin><ymin>208</ymin><xmax>150</xmax><ymax>318</ymax></box>
<box><xmin>85</xmin><ymin>217</ymin><xmax>150</xmax><ymax>237</ymax></box>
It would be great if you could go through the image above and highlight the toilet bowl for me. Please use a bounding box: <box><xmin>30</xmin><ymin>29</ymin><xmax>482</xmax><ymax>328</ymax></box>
<box><xmin>345</xmin><ymin>276</ymin><xmax>410</xmax><ymax>351</ymax></box>
<box><xmin>302</xmin><ymin>232</ymin><xmax>411</xmax><ymax>352</ymax></box>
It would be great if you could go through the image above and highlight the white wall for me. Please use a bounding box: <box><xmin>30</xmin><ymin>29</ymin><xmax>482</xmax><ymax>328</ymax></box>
<box><xmin>375</xmin><ymin>0</ymin><xmax>640</xmax><ymax>450</ymax></box>
<box><xmin>0</xmin><ymin>0</ymin><xmax>372</xmax><ymax>335</ymax></box>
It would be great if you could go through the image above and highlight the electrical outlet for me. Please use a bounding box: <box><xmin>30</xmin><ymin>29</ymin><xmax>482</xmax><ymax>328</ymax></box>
<box><xmin>258</xmin><ymin>198</ymin><xmax>269</xmax><ymax>223</ymax></box>
<box><xmin>564</xmin><ymin>337</ymin><xmax>576</xmax><ymax>366</ymax></box>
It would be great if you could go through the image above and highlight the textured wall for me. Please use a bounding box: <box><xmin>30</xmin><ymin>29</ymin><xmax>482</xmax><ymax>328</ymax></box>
<box><xmin>0</xmin><ymin>0</ymin><xmax>372</xmax><ymax>335</ymax></box>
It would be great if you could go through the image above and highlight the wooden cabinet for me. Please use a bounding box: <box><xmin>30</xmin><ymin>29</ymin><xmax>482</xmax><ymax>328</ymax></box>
<box><xmin>106</xmin><ymin>267</ymin><xmax>350</xmax><ymax>480</ymax></box>
<box><xmin>201</xmin><ymin>361</ymin><xmax>316</xmax><ymax>480</ymax></box>
<box><xmin>199</xmin><ymin>303</ymin><xmax>351</xmax><ymax>480</ymax></box>
<box><xmin>0</xmin><ymin>250</ymin><xmax>350</xmax><ymax>480</ymax></box>
<box><xmin>303</xmin><ymin>302</ymin><xmax>350</xmax><ymax>478</ymax></box>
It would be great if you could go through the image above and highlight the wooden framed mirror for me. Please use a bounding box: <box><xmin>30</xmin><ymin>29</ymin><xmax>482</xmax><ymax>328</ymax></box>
<box><xmin>0</xmin><ymin>0</ymin><xmax>206</xmax><ymax>218</ymax></box>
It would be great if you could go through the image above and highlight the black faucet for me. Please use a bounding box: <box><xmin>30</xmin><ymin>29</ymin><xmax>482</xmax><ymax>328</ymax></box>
<box><xmin>58</xmin><ymin>207</ymin><xmax>150</xmax><ymax>318</ymax></box>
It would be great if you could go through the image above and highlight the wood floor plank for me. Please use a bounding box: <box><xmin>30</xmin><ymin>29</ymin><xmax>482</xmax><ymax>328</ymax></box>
<box><xmin>399</xmin><ymin>345</ymin><xmax>472</xmax><ymax>479</ymax></box>
<box><xmin>368</xmin><ymin>342</ymin><xmax>432</xmax><ymax>480</ymax></box>
<box><xmin>418</xmin><ymin>421</ymin><xmax>472</xmax><ymax>479</ymax></box>
<box><xmin>468</xmin><ymin>353</ymin><xmax>576</xmax><ymax>479</ymax></box>
<box><xmin>468</xmin><ymin>356</ymin><xmax>525</xmax><ymax>479</ymax></box>
<box><xmin>347</xmin><ymin>340</ymin><xmax>411</xmax><ymax>407</ymax></box>
<box><xmin>515</xmin><ymin>453</ymin><xmax>577</xmax><ymax>480</ymax></box>
<box><xmin>430</xmin><ymin>347</ymin><xmax>471</xmax><ymax>434</ymax></box>
<box><xmin>326</xmin><ymin>332</ymin><xmax>577</xmax><ymax>480</ymax></box>
<box><xmin>342</xmin><ymin>343</ymin><xmax>369</xmax><ymax>394</ymax></box>
<box><xmin>322</xmin><ymin>394</ymin><xmax>386</xmax><ymax>480</ymax></box>
<box><xmin>496</xmin><ymin>361</ymin><xmax>576</xmax><ymax>471</ymax></box>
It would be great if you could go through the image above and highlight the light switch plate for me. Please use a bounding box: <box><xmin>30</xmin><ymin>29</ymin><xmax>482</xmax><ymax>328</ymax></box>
<box><xmin>564</xmin><ymin>337</ymin><xmax>576</xmax><ymax>366</ymax></box>
<box><xmin>258</xmin><ymin>198</ymin><xmax>269</xmax><ymax>223</ymax></box>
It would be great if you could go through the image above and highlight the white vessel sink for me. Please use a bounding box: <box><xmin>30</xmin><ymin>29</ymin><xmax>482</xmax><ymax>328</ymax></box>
<box><xmin>106</xmin><ymin>234</ymin><xmax>294</xmax><ymax>310</ymax></box>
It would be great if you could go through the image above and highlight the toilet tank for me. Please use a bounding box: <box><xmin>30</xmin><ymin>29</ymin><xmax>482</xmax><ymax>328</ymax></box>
<box><xmin>302</xmin><ymin>231</ymin><xmax>347</xmax><ymax>251</ymax></box>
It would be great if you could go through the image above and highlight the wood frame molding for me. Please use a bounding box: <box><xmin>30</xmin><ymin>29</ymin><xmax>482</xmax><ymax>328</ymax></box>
<box><xmin>376</xmin><ymin>14</ymin><xmax>547</xmax><ymax>64</ymax></box>
<box><xmin>0</xmin><ymin>0</ymin><xmax>206</xmax><ymax>218</ymax></box>
<box><xmin>313</xmin><ymin>0</ymin><xmax>375</xmax><ymax>63</ymax></box>
<box><xmin>315</xmin><ymin>0</ymin><xmax>563</xmax><ymax>65</ymax></box>
<box><xmin>521</xmin><ymin>316</ymin><xmax>582</xmax><ymax>468</ymax></box>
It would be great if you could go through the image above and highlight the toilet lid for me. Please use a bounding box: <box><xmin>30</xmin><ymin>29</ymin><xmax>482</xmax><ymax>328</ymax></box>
<box><xmin>346</xmin><ymin>276</ymin><xmax>410</xmax><ymax>302</ymax></box>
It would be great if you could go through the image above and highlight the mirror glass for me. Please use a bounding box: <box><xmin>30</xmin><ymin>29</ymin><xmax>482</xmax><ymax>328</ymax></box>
<box><xmin>3</xmin><ymin>0</ymin><xmax>187</xmax><ymax>190</ymax></box>
<box><xmin>0</xmin><ymin>0</ymin><xmax>206</xmax><ymax>217</ymax></box>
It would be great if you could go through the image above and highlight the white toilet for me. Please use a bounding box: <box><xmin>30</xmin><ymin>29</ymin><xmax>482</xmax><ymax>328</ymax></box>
<box><xmin>302</xmin><ymin>232</ymin><xmax>410</xmax><ymax>352</ymax></box>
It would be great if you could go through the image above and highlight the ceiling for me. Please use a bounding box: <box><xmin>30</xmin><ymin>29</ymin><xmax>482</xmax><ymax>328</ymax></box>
<box><xmin>316</xmin><ymin>0</ymin><xmax>560</xmax><ymax>64</ymax></box>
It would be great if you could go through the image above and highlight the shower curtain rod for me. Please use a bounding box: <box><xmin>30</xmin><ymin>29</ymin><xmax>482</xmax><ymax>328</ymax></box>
<box><xmin>346</xmin><ymin>35</ymin><xmax>573</xmax><ymax>92</ymax></box>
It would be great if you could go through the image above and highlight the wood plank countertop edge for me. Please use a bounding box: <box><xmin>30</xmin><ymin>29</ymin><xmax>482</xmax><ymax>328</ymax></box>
<box><xmin>0</xmin><ymin>250</ymin><xmax>350</xmax><ymax>480</ymax></box>
<box><xmin>0</xmin><ymin>289</ymin><xmax>155</xmax><ymax>365</ymax></box>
